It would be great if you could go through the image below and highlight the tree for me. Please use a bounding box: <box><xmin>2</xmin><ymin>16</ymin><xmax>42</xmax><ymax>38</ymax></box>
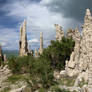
<box><xmin>41</xmin><ymin>37</ymin><xmax>75</xmax><ymax>70</ymax></box>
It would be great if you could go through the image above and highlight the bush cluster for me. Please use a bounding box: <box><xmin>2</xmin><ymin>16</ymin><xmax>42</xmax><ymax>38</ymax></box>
<box><xmin>41</xmin><ymin>37</ymin><xmax>75</xmax><ymax>70</ymax></box>
<box><xmin>7</xmin><ymin>37</ymin><xmax>75</xmax><ymax>91</ymax></box>
<box><xmin>8</xmin><ymin>56</ymin><xmax>54</xmax><ymax>90</ymax></box>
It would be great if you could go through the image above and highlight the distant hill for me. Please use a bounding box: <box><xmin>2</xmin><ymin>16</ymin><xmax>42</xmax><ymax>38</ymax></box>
<box><xmin>2</xmin><ymin>50</ymin><xmax>19</xmax><ymax>58</ymax></box>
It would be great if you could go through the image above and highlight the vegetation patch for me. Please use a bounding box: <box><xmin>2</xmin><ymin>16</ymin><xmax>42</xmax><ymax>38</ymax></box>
<box><xmin>1</xmin><ymin>87</ymin><xmax>11</xmax><ymax>92</ymax></box>
<box><xmin>6</xmin><ymin>37</ymin><xmax>75</xmax><ymax>91</ymax></box>
<box><xmin>78</xmin><ymin>78</ymin><xmax>88</xmax><ymax>88</ymax></box>
<box><xmin>51</xmin><ymin>85</ymin><xmax>71</xmax><ymax>92</ymax></box>
<box><xmin>6</xmin><ymin>74</ymin><xmax>25</xmax><ymax>84</ymax></box>
<box><xmin>58</xmin><ymin>76</ymin><xmax>76</xmax><ymax>87</ymax></box>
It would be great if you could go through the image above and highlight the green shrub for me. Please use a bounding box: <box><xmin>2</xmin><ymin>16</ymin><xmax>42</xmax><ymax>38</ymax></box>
<box><xmin>1</xmin><ymin>87</ymin><xmax>11</xmax><ymax>92</ymax></box>
<box><xmin>28</xmin><ymin>57</ymin><xmax>54</xmax><ymax>90</ymax></box>
<box><xmin>51</xmin><ymin>85</ymin><xmax>70</xmax><ymax>92</ymax></box>
<box><xmin>8</xmin><ymin>56</ymin><xmax>54</xmax><ymax>91</ymax></box>
<box><xmin>8</xmin><ymin>56</ymin><xmax>35</xmax><ymax>74</ymax></box>
<box><xmin>7</xmin><ymin>37</ymin><xmax>75</xmax><ymax>91</ymax></box>
<box><xmin>58</xmin><ymin>76</ymin><xmax>76</xmax><ymax>86</ymax></box>
<box><xmin>41</xmin><ymin>37</ymin><xmax>75</xmax><ymax>70</ymax></box>
<box><xmin>39</xmin><ymin>88</ymin><xmax>45</xmax><ymax>92</ymax></box>
<box><xmin>6</xmin><ymin>74</ymin><xmax>24</xmax><ymax>84</ymax></box>
<box><xmin>78</xmin><ymin>78</ymin><xmax>88</xmax><ymax>88</ymax></box>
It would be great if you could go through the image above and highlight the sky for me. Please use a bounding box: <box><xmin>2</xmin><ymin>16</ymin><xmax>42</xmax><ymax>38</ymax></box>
<box><xmin>0</xmin><ymin>0</ymin><xmax>92</xmax><ymax>50</ymax></box>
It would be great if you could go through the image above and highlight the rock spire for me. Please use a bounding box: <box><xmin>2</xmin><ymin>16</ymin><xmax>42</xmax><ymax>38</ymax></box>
<box><xmin>0</xmin><ymin>45</ymin><xmax>2</xmax><ymax>59</ymax></box>
<box><xmin>65</xmin><ymin>9</ymin><xmax>92</xmax><ymax>84</ymax></box>
<box><xmin>19</xmin><ymin>20</ymin><xmax>28</xmax><ymax>56</ymax></box>
<box><xmin>39</xmin><ymin>32</ymin><xmax>43</xmax><ymax>54</ymax></box>
<box><xmin>55</xmin><ymin>24</ymin><xmax>64</xmax><ymax>41</ymax></box>
<box><xmin>35</xmin><ymin>48</ymin><xmax>39</xmax><ymax>57</ymax></box>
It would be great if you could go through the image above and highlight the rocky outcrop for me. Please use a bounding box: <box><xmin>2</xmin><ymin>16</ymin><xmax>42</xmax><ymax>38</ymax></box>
<box><xmin>55</xmin><ymin>24</ymin><xmax>64</xmax><ymax>42</ymax></box>
<box><xmin>0</xmin><ymin>65</ymin><xmax>28</xmax><ymax>92</ymax></box>
<box><xmin>0</xmin><ymin>45</ymin><xmax>3</xmax><ymax>60</ymax></box>
<box><xmin>39</xmin><ymin>32</ymin><xmax>43</xmax><ymax>55</ymax></box>
<box><xmin>0</xmin><ymin>45</ymin><xmax>7</xmax><ymax>62</ymax></box>
<box><xmin>65</xmin><ymin>9</ymin><xmax>92</xmax><ymax>85</ymax></box>
<box><xmin>0</xmin><ymin>65</ymin><xmax>12</xmax><ymax>91</ymax></box>
<box><xmin>19</xmin><ymin>20</ymin><xmax>28</xmax><ymax>56</ymax></box>
<box><xmin>35</xmin><ymin>48</ymin><xmax>39</xmax><ymax>57</ymax></box>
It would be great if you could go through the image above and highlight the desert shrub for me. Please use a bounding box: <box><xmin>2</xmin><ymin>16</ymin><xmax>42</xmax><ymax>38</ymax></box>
<box><xmin>8</xmin><ymin>56</ymin><xmax>54</xmax><ymax>91</ymax></box>
<box><xmin>6</xmin><ymin>74</ymin><xmax>25</xmax><ymax>84</ymax></box>
<box><xmin>38</xmin><ymin>88</ymin><xmax>45</xmax><ymax>92</ymax></box>
<box><xmin>41</xmin><ymin>37</ymin><xmax>75</xmax><ymax>70</ymax></box>
<box><xmin>58</xmin><ymin>76</ymin><xmax>76</xmax><ymax>86</ymax></box>
<box><xmin>27</xmin><ymin>57</ymin><xmax>54</xmax><ymax>90</ymax></box>
<box><xmin>78</xmin><ymin>78</ymin><xmax>88</xmax><ymax>88</ymax></box>
<box><xmin>51</xmin><ymin>85</ymin><xmax>71</xmax><ymax>92</ymax></box>
<box><xmin>7</xmin><ymin>37</ymin><xmax>75</xmax><ymax>91</ymax></box>
<box><xmin>8</xmin><ymin>56</ymin><xmax>35</xmax><ymax>74</ymax></box>
<box><xmin>1</xmin><ymin>87</ymin><xmax>11</xmax><ymax>92</ymax></box>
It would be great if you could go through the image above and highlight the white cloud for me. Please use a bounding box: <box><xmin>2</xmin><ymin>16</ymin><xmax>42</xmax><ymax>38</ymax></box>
<box><xmin>0</xmin><ymin>0</ymin><xmax>81</xmax><ymax>50</ymax></box>
<box><xmin>40</xmin><ymin>0</ymin><xmax>52</xmax><ymax>5</ymax></box>
<box><xmin>0</xmin><ymin>26</ymin><xmax>19</xmax><ymax>50</ymax></box>
<box><xmin>1</xmin><ymin>42</ymin><xmax>7</xmax><ymax>47</ymax></box>
<box><xmin>28</xmin><ymin>39</ymin><xmax>39</xmax><ymax>43</ymax></box>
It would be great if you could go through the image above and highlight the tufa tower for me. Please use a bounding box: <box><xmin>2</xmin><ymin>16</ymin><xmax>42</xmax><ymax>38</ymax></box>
<box><xmin>19</xmin><ymin>20</ymin><xmax>28</xmax><ymax>56</ymax></box>
<box><xmin>65</xmin><ymin>9</ymin><xmax>92</xmax><ymax>85</ymax></box>
<box><xmin>55</xmin><ymin>24</ymin><xmax>64</xmax><ymax>42</ymax></box>
<box><xmin>39</xmin><ymin>32</ymin><xmax>43</xmax><ymax>54</ymax></box>
<box><xmin>35</xmin><ymin>48</ymin><xmax>39</xmax><ymax>57</ymax></box>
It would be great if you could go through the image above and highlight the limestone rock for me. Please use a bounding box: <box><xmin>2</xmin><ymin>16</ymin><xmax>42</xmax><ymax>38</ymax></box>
<box><xmin>81</xmin><ymin>85</ymin><xmax>92</xmax><ymax>92</ymax></box>
<box><xmin>19</xmin><ymin>20</ymin><xmax>28</xmax><ymax>56</ymax></box>
<box><xmin>55</xmin><ymin>24</ymin><xmax>64</xmax><ymax>42</ymax></box>
<box><xmin>10</xmin><ymin>86</ymin><xmax>26</xmax><ymax>92</ymax></box>
<box><xmin>35</xmin><ymin>48</ymin><xmax>39</xmax><ymax>57</ymax></box>
<box><xmin>3</xmin><ymin>54</ymin><xmax>7</xmax><ymax>62</ymax></box>
<box><xmin>54</xmin><ymin>71</ymin><xmax>61</xmax><ymax>79</ymax></box>
<box><xmin>60</xmin><ymin>70</ymin><xmax>66</xmax><ymax>76</ymax></box>
<box><xmin>58</xmin><ymin>85</ymin><xmax>81</xmax><ymax>92</ymax></box>
<box><xmin>0</xmin><ymin>65</ymin><xmax>12</xmax><ymax>91</ymax></box>
<box><xmin>39</xmin><ymin>32</ymin><xmax>43</xmax><ymax>55</ymax></box>
<box><xmin>65</xmin><ymin>9</ymin><xmax>92</xmax><ymax>85</ymax></box>
<box><xmin>66</xmin><ymin>27</ymin><xmax>81</xmax><ymax>43</ymax></box>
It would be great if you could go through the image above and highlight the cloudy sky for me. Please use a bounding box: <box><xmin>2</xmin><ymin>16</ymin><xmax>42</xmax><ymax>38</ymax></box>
<box><xmin>0</xmin><ymin>0</ymin><xmax>92</xmax><ymax>50</ymax></box>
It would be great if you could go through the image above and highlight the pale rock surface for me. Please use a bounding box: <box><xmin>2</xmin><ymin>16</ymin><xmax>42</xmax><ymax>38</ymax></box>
<box><xmin>0</xmin><ymin>65</ymin><xmax>12</xmax><ymax>91</ymax></box>
<box><xmin>55</xmin><ymin>24</ymin><xmax>64</xmax><ymax>42</ymax></box>
<box><xmin>59</xmin><ymin>85</ymin><xmax>81</xmax><ymax>92</ymax></box>
<box><xmin>60</xmin><ymin>70</ymin><xmax>66</xmax><ymax>76</ymax></box>
<box><xmin>54</xmin><ymin>71</ymin><xmax>61</xmax><ymax>79</ymax></box>
<box><xmin>19</xmin><ymin>20</ymin><xmax>28</xmax><ymax>56</ymax></box>
<box><xmin>39</xmin><ymin>32</ymin><xmax>43</xmax><ymax>55</ymax></box>
<box><xmin>35</xmin><ymin>48</ymin><xmax>39</xmax><ymax>57</ymax></box>
<box><xmin>65</xmin><ymin>9</ymin><xmax>92</xmax><ymax>85</ymax></box>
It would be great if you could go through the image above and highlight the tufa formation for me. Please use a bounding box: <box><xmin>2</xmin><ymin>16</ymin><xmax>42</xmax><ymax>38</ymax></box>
<box><xmin>39</xmin><ymin>32</ymin><xmax>43</xmax><ymax>55</ymax></box>
<box><xmin>55</xmin><ymin>24</ymin><xmax>64</xmax><ymax>42</ymax></box>
<box><xmin>65</xmin><ymin>9</ymin><xmax>92</xmax><ymax>86</ymax></box>
<box><xmin>19</xmin><ymin>20</ymin><xmax>44</xmax><ymax>57</ymax></box>
<box><xmin>0</xmin><ymin>45</ymin><xmax>7</xmax><ymax>62</ymax></box>
<box><xmin>19</xmin><ymin>20</ymin><xmax>28</xmax><ymax>56</ymax></box>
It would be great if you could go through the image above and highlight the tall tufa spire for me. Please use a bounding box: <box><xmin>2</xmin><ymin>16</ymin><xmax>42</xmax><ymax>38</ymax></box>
<box><xmin>35</xmin><ymin>48</ymin><xmax>39</xmax><ymax>57</ymax></box>
<box><xmin>19</xmin><ymin>19</ymin><xmax>28</xmax><ymax>56</ymax></box>
<box><xmin>39</xmin><ymin>32</ymin><xmax>43</xmax><ymax>54</ymax></box>
<box><xmin>0</xmin><ymin>44</ymin><xmax>3</xmax><ymax>62</ymax></box>
<box><xmin>54</xmin><ymin>24</ymin><xmax>64</xmax><ymax>42</ymax></box>
<box><xmin>85</xmin><ymin>9</ymin><xmax>91</xmax><ymax>16</ymax></box>
<box><xmin>0</xmin><ymin>45</ymin><xmax>2</xmax><ymax>58</ymax></box>
<box><xmin>23</xmin><ymin>20</ymin><xmax>26</xmax><ymax>33</ymax></box>
<box><xmin>84</xmin><ymin>9</ymin><xmax>92</xmax><ymax>26</ymax></box>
